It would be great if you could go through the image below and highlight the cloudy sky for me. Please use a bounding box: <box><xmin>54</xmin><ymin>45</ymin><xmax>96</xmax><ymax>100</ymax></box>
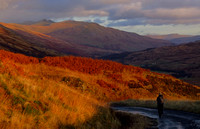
<box><xmin>0</xmin><ymin>0</ymin><xmax>200</xmax><ymax>35</ymax></box>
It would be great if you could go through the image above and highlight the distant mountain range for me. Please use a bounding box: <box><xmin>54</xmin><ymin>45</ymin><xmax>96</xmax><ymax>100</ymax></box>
<box><xmin>146</xmin><ymin>34</ymin><xmax>192</xmax><ymax>40</ymax></box>
<box><xmin>146</xmin><ymin>34</ymin><xmax>200</xmax><ymax>45</ymax></box>
<box><xmin>0</xmin><ymin>20</ymin><xmax>172</xmax><ymax>57</ymax></box>
<box><xmin>102</xmin><ymin>41</ymin><xmax>200</xmax><ymax>86</ymax></box>
<box><xmin>170</xmin><ymin>35</ymin><xmax>200</xmax><ymax>44</ymax></box>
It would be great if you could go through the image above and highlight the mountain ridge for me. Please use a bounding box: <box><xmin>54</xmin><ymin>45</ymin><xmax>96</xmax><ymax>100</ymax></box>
<box><xmin>19</xmin><ymin>19</ymin><xmax>55</xmax><ymax>26</ymax></box>
<box><xmin>1</xmin><ymin>20</ymin><xmax>173</xmax><ymax>57</ymax></box>
<box><xmin>0</xmin><ymin>22</ymin><xmax>122</xmax><ymax>57</ymax></box>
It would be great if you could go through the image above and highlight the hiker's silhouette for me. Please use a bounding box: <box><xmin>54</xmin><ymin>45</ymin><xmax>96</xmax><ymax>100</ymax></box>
<box><xmin>157</xmin><ymin>93</ymin><xmax>164</xmax><ymax>118</ymax></box>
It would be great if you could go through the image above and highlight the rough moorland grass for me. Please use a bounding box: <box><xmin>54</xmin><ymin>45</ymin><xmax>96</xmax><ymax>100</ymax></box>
<box><xmin>61</xmin><ymin>107</ymin><xmax>120</xmax><ymax>129</ymax></box>
<box><xmin>111</xmin><ymin>99</ymin><xmax>200</xmax><ymax>114</ymax></box>
<box><xmin>0</xmin><ymin>62</ymin><xmax>121</xmax><ymax>129</ymax></box>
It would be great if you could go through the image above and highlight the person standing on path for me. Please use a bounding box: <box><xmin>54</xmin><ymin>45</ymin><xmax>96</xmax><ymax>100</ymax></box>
<box><xmin>157</xmin><ymin>93</ymin><xmax>164</xmax><ymax>118</ymax></box>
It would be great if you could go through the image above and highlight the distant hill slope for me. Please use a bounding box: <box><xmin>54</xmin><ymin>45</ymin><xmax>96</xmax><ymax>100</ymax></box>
<box><xmin>0</xmin><ymin>24</ymin><xmax>60</xmax><ymax>57</ymax></box>
<box><xmin>146</xmin><ymin>34</ymin><xmax>200</xmax><ymax>45</ymax></box>
<box><xmin>170</xmin><ymin>35</ymin><xmax>200</xmax><ymax>44</ymax></box>
<box><xmin>102</xmin><ymin>41</ymin><xmax>200</xmax><ymax>86</ymax></box>
<box><xmin>46</xmin><ymin>21</ymin><xmax>173</xmax><ymax>52</ymax></box>
<box><xmin>0</xmin><ymin>22</ymin><xmax>119</xmax><ymax>57</ymax></box>
<box><xmin>2</xmin><ymin>20</ymin><xmax>173</xmax><ymax>53</ymax></box>
<box><xmin>146</xmin><ymin>34</ymin><xmax>192</xmax><ymax>41</ymax></box>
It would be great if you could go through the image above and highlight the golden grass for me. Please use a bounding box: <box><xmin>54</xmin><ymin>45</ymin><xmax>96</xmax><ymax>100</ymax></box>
<box><xmin>0</xmin><ymin>62</ymin><xmax>102</xmax><ymax>129</ymax></box>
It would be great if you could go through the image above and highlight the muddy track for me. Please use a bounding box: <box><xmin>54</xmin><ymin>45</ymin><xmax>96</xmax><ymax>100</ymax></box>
<box><xmin>112</xmin><ymin>107</ymin><xmax>200</xmax><ymax>129</ymax></box>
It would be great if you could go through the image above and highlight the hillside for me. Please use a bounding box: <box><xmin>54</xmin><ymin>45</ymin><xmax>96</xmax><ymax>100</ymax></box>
<box><xmin>0</xmin><ymin>50</ymin><xmax>199</xmax><ymax>128</ymax></box>
<box><xmin>102</xmin><ymin>41</ymin><xmax>200</xmax><ymax>86</ymax></box>
<box><xmin>0</xmin><ymin>24</ymin><xmax>60</xmax><ymax>57</ymax></box>
<box><xmin>0</xmin><ymin>49</ymin><xmax>199</xmax><ymax>100</ymax></box>
<box><xmin>0</xmin><ymin>22</ymin><xmax>121</xmax><ymax>57</ymax></box>
<box><xmin>1</xmin><ymin>20</ymin><xmax>172</xmax><ymax>53</ymax></box>
<box><xmin>46</xmin><ymin>21</ymin><xmax>172</xmax><ymax>52</ymax></box>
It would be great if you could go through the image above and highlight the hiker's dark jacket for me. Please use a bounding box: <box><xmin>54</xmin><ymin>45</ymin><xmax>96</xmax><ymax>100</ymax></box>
<box><xmin>157</xmin><ymin>95</ymin><xmax>164</xmax><ymax>106</ymax></box>
<box><xmin>157</xmin><ymin>95</ymin><xmax>164</xmax><ymax>117</ymax></box>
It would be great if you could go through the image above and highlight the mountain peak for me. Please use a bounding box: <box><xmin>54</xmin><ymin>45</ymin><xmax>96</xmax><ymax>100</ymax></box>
<box><xmin>20</xmin><ymin>19</ymin><xmax>55</xmax><ymax>26</ymax></box>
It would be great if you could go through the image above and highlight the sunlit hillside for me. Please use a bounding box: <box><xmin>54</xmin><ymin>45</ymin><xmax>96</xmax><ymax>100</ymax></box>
<box><xmin>1</xmin><ymin>21</ymin><xmax>172</xmax><ymax>53</ymax></box>
<box><xmin>0</xmin><ymin>24</ymin><xmax>59</xmax><ymax>57</ymax></box>
<box><xmin>0</xmin><ymin>23</ymin><xmax>89</xmax><ymax>57</ymax></box>
<box><xmin>0</xmin><ymin>22</ymin><xmax>121</xmax><ymax>57</ymax></box>
<box><xmin>0</xmin><ymin>50</ymin><xmax>199</xmax><ymax>128</ymax></box>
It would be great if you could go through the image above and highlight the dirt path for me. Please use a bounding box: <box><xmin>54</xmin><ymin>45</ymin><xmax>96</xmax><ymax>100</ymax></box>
<box><xmin>112</xmin><ymin>106</ymin><xmax>200</xmax><ymax>129</ymax></box>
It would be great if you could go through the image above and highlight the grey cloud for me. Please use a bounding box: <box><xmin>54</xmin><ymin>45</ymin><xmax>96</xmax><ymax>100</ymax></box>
<box><xmin>142</xmin><ymin>0</ymin><xmax>200</xmax><ymax>10</ymax></box>
<box><xmin>0</xmin><ymin>0</ymin><xmax>200</xmax><ymax>26</ymax></box>
<box><xmin>0</xmin><ymin>0</ymin><xmax>105</xmax><ymax>22</ymax></box>
<box><xmin>0</xmin><ymin>0</ymin><xmax>22</xmax><ymax>10</ymax></box>
<box><xmin>106</xmin><ymin>1</ymin><xmax>200</xmax><ymax>25</ymax></box>
<box><xmin>107</xmin><ymin>18</ymin><xmax>146</xmax><ymax>26</ymax></box>
<box><xmin>93</xmin><ymin>18</ymin><xmax>106</xmax><ymax>24</ymax></box>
